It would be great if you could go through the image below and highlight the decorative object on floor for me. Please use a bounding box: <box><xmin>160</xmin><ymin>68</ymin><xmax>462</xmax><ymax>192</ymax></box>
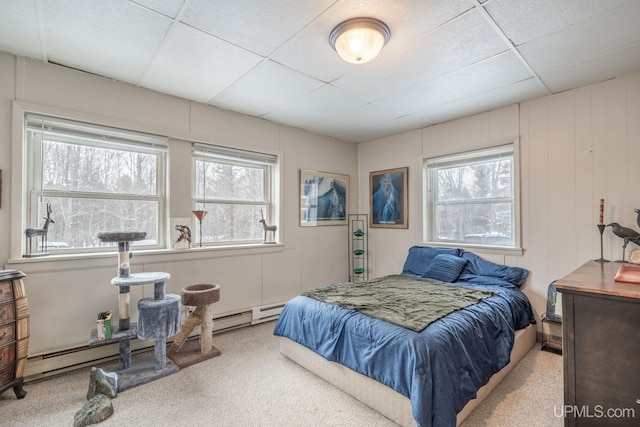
<box><xmin>23</xmin><ymin>202</ymin><xmax>54</xmax><ymax>257</ymax></box>
<box><xmin>192</xmin><ymin>210</ymin><xmax>208</xmax><ymax>247</ymax></box>
<box><xmin>86</xmin><ymin>367</ymin><xmax>118</xmax><ymax>399</ymax></box>
<box><xmin>607</xmin><ymin>222</ymin><xmax>640</xmax><ymax>262</ymax></box>
<box><xmin>173</xmin><ymin>224</ymin><xmax>192</xmax><ymax>248</ymax></box>
<box><xmin>259</xmin><ymin>209</ymin><xmax>277</xmax><ymax>244</ymax></box>
<box><xmin>369</xmin><ymin>167</ymin><xmax>408</xmax><ymax>229</ymax></box>
<box><xmin>168</xmin><ymin>283</ymin><xmax>221</xmax><ymax>369</ymax></box>
<box><xmin>0</xmin><ymin>270</ymin><xmax>29</xmax><ymax>399</ymax></box>
<box><xmin>90</xmin><ymin>231</ymin><xmax>180</xmax><ymax>391</ymax></box>
<box><xmin>329</xmin><ymin>18</ymin><xmax>390</xmax><ymax>64</ymax></box>
<box><xmin>541</xmin><ymin>281</ymin><xmax>562</xmax><ymax>354</ymax></box>
<box><xmin>73</xmin><ymin>393</ymin><xmax>114</xmax><ymax>427</ymax></box>
<box><xmin>595</xmin><ymin>199</ymin><xmax>609</xmax><ymax>262</ymax></box>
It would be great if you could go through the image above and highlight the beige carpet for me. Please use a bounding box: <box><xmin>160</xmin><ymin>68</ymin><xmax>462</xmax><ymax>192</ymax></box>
<box><xmin>1</xmin><ymin>321</ymin><xmax>563</xmax><ymax>426</ymax></box>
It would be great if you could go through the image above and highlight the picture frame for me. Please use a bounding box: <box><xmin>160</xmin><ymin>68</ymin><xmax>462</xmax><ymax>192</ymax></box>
<box><xmin>300</xmin><ymin>169</ymin><xmax>349</xmax><ymax>226</ymax></box>
<box><xmin>369</xmin><ymin>167</ymin><xmax>408</xmax><ymax>229</ymax></box>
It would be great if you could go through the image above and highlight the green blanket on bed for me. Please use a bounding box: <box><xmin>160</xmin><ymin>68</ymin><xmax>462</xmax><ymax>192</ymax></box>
<box><xmin>302</xmin><ymin>274</ymin><xmax>495</xmax><ymax>332</ymax></box>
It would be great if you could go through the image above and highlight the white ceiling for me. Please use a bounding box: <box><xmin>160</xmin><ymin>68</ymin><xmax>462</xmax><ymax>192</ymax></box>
<box><xmin>2</xmin><ymin>0</ymin><xmax>640</xmax><ymax>143</ymax></box>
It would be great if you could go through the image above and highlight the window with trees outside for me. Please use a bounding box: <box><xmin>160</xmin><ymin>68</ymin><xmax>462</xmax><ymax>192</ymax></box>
<box><xmin>24</xmin><ymin>114</ymin><xmax>167</xmax><ymax>253</ymax></box>
<box><xmin>192</xmin><ymin>143</ymin><xmax>276</xmax><ymax>245</ymax></box>
<box><xmin>425</xmin><ymin>144</ymin><xmax>518</xmax><ymax>248</ymax></box>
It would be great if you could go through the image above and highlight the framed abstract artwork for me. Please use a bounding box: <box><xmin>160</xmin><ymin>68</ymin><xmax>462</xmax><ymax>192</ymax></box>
<box><xmin>300</xmin><ymin>169</ymin><xmax>349</xmax><ymax>226</ymax></box>
<box><xmin>369</xmin><ymin>167</ymin><xmax>408</xmax><ymax>229</ymax></box>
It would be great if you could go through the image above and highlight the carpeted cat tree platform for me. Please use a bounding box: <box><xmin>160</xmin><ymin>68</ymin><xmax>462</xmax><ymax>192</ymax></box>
<box><xmin>168</xmin><ymin>283</ymin><xmax>221</xmax><ymax>369</ymax></box>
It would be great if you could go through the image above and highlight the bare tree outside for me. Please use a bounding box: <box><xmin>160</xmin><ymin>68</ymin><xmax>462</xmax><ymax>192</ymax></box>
<box><xmin>432</xmin><ymin>156</ymin><xmax>513</xmax><ymax>246</ymax></box>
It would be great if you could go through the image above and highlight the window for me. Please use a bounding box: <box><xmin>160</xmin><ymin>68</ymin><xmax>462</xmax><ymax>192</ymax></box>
<box><xmin>192</xmin><ymin>143</ymin><xmax>277</xmax><ymax>245</ymax></box>
<box><xmin>25</xmin><ymin>114</ymin><xmax>167</xmax><ymax>253</ymax></box>
<box><xmin>425</xmin><ymin>143</ymin><xmax>518</xmax><ymax>248</ymax></box>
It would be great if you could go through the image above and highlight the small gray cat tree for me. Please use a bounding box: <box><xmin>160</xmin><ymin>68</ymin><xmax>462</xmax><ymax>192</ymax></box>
<box><xmin>90</xmin><ymin>231</ymin><xmax>180</xmax><ymax>390</ymax></box>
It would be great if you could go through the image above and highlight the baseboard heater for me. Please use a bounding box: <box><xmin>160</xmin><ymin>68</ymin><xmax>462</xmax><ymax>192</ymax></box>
<box><xmin>251</xmin><ymin>302</ymin><xmax>287</xmax><ymax>325</ymax></box>
<box><xmin>24</xmin><ymin>310</ymin><xmax>252</xmax><ymax>381</ymax></box>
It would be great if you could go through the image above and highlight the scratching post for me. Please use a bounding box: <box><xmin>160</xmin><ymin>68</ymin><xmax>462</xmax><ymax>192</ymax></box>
<box><xmin>90</xmin><ymin>231</ymin><xmax>180</xmax><ymax>391</ymax></box>
<box><xmin>168</xmin><ymin>283</ymin><xmax>221</xmax><ymax>368</ymax></box>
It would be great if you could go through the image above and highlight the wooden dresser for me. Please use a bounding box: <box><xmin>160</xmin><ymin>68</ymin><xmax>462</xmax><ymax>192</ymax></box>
<box><xmin>554</xmin><ymin>261</ymin><xmax>640</xmax><ymax>426</ymax></box>
<box><xmin>0</xmin><ymin>270</ymin><xmax>29</xmax><ymax>399</ymax></box>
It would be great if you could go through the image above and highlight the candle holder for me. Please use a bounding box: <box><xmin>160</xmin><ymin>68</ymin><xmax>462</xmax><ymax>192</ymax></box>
<box><xmin>192</xmin><ymin>210</ymin><xmax>208</xmax><ymax>247</ymax></box>
<box><xmin>595</xmin><ymin>223</ymin><xmax>609</xmax><ymax>262</ymax></box>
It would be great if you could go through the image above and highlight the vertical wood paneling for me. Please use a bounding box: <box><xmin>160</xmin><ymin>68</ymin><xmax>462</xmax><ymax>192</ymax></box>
<box><xmin>604</xmin><ymin>80</ymin><xmax>629</xmax><ymax>261</ymax></box>
<box><xmin>574</xmin><ymin>87</ymin><xmax>596</xmax><ymax>264</ymax></box>
<box><xmin>518</xmin><ymin>103</ymin><xmax>532</xmax><ymax>272</ymax></box>
<box><xmin>590</xmin><ymin>84</ymin><xmax>610</xmax><ymax>258</ymax></box>
<box><xmin>626</xmin><ymin>76</ymin><xmax>640</xmax><ymax>239</ymax></box>
<box><xmin>524</xmin><ymin>96</ymin><xmax>550</xmax><ymax>308</ymax></box>
<box><xmin>547</xmin><ymin>91</ymin><xmax>577</xmax><ymax>279</ymax></box>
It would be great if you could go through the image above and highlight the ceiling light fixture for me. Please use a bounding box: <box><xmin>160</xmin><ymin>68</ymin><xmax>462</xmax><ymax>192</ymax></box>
<box><xmin>329</xmin><ymin>18</ymin><xmax>391</xmax><ymax>64</ymax></box>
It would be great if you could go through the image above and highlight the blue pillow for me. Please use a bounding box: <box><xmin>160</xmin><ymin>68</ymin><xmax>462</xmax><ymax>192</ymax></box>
<box><xmin>422</xmin><ymin>254</ymin><xmax>468</xmax><ymax>283</ymax></box>
<box><xmin>459</xmin><ymin>251</ymin><xmax>529</xmax><ymax>288</ymax></box>
<box><xmin>401</xmin><ymin>246</ymin><xmax>462</xmax><ymax>277</ymax></box>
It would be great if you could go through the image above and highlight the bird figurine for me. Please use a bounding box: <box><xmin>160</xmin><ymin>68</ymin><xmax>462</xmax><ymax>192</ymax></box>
<box><xmin>607</xmin><ymin>222</ymin><xmax>640</xmax><ymax>262</ymax></box>
<box><xmin>173</xmin><ymin>224</ymin><xmax>192</xmax><ymax>248</ymax></box>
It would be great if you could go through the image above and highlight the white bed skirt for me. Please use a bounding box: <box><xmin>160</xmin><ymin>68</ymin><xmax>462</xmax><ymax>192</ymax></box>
<box><xmin>279</xmin><ymin>324</ymin><xmax>536</xmax><ymax>427</ymax></box>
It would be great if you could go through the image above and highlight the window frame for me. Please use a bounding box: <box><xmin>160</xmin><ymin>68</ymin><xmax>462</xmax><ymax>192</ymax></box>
<box><xmin>18</xmin><ymin>109</ymin><xmax>168</xmax><ymax>256</ymax></box>
<box><xmin>423</xmin><ymin>140</ymin><xmax>522</xmax><ymax>254</ymax></box>
<box><xmin>192</xmin><ymin>143</ymin><xmax>277</xmax><ymax>246</ymax></box>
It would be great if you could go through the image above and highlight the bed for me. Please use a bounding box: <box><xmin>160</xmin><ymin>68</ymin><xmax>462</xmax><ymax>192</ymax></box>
<box><xmin>273</xmin><ymin>246</ymin><xmax>536</xmax><ymax>427</ymax></box>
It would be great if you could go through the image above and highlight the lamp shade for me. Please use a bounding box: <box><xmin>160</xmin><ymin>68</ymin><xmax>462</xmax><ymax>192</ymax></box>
<box><xmin>329</xmin><ymin>18</ymin><xmax>390</xmax><ymax>64</ymax></box>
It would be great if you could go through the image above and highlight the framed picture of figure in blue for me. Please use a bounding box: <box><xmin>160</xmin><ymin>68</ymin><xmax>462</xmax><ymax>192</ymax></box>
<box><xmin>369</xmin><ymin>167</ymin><xmax>408</xmax><ymax>229</ymax></box>
<box><xmin>300</xmin><ymin>169</ymin><xmax>349</xmax><ymax>226</ymax></box>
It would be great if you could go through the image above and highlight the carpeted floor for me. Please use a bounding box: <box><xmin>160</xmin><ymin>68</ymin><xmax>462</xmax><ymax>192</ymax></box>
<box><xmin>1</xmin><ymin>321</ymin><xmax>563</xmax><ymax>426</ymax></box>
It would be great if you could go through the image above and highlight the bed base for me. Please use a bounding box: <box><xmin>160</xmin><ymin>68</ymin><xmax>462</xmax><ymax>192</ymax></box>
<box><xmin>279</xmin><ymin>324</ymin><xmax>536</xmax><ymax>427</ymax></box>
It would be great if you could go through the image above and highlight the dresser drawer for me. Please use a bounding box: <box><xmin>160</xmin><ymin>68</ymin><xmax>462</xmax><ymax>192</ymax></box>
<box><xmin>0</xmin><ymin>341</ymin><xmax>16</xmax><ymax>365</ymax></box>
<box><xmin>0</xmin><ymin>301</ymin><xmax>15</xmax><ymax>324</ymax></box>
<box><xmin>0</xmin><ymin>323</ymin><xmax>15</xmax><ymax>345</ymax></box>
<box><xmin>0</xmin><ymin>361</ymin><xmax>15</xmax><ymax>386</ymax></box>
<box><xmin>0</xmin><ymin>281</ymin><xmax>13</xmax><ymax>303</ymax></box>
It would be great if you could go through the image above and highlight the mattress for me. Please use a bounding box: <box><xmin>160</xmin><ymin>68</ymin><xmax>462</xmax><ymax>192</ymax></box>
<box><xmin>273</xmin><ymin>278</ymin><xmax>536</xmax><ymax>427</ymax></box>
<box><xmin>279</xmin><ymin>324</ymin><xmax>536</xmax><ymax>427</ymax></box>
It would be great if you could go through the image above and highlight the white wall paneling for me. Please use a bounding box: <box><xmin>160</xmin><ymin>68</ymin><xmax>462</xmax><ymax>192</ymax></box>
<box><xmin>0</xmin><ymin>52</ymin><xmax>357</xmax><ymax>368</ymax></box>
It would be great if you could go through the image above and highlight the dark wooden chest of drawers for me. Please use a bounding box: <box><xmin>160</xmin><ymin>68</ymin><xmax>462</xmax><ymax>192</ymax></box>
<box><xmin>555</xmin><ymin>261</ymin><xmax>640</xmax><ymax>426</ymax></box>
<box><xmin>0</xmin><ymin>270</ymin><xmax>29</xmax><ymax>399</ymax></box>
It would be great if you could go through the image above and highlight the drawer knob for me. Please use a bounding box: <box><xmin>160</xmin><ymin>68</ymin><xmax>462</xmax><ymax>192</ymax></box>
<box><xmin>0</xmin><ymin>310</ymin><xmax>5</xmax><ymax>319</ymax></box>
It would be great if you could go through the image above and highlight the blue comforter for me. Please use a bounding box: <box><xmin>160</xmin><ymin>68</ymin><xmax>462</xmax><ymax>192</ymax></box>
<box><xmin>273</xmin><ymin>281</ymin><xmax>535</xmax><ymax>427</ymax></box>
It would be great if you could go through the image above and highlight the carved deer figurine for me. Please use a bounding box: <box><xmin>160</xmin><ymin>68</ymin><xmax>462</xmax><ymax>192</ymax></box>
<box><xmin>24</xmin><ymin>203</ymin><xmax>54</xmax><ymax>255</ymax></box>
<box><xmin>259</xmin><ymin>209</ymin><xmax>277</xmax><ymax>244</ymax></box>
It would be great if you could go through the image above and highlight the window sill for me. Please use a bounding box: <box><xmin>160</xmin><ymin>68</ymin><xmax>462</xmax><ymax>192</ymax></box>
<box><xmin>6</xmin><ymin>243</ymin><xmax>284</xmax><ymax>272</ymax></box>
<box><xmin>422</xmin><ymin>241</ymin><xmax>524</xmax><ymax>257</ymax></box>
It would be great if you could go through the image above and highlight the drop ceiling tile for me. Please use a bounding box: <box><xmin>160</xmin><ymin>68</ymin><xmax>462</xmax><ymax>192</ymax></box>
<box><xmin>0</xmin><ymin>0</ymin><xmax>44</xmax><ymax>60</ymax></box>
<box><xmin>180</xmin><ymin>0</ymin><xmax>336</xmax><ymax>57</ymax></box>
<box><xmin>410</xmin><ymin>77</ymin><xmax>548</xmax><ymax>127</ymax></box>
<box><xmin>485</xmin><ymin>0</ymin><xmax>634</xmax><ymax>46</ymax></box>
<box><xmin>332</xmin><ymin>9</ymin><xmax>509</xmax><ymax>103</ymax></box>
<box><xmin>263</xmin><ymin>84</ymin><xmax>368</xmax><ymax>132</ymax></box>
<box><xmin>211</xmin><ymin>60</ymin><xmax>325</xmax><ymax>117</ymax></box>
<box><xmin>271</xmin><ymin>0</ymin><xmax>476</xmax><ymax>83</ymax></box>
<box><xmin>132</xmin><ymin>0</ymin><xmax>185</xmax><ymax>18</ymax></box>
<box><xmin>329</xmin><ymin>103</ymin><xmax>415</xmax><ymax>143</ymax></box>
<box><xmin>40</xmin><ymin>0</ymin><xmax>172</xmax><ymax>83</ymax></box>
<box><xmin>378</xmin><ymin>51</ymin><xmax>533</xmax><ymax>116</ymax></box>
<box><xmin>141</xmin><ymin>23</ymin><xmax>263</xmax><ymax>103</ymax></box>
<box><xmin>518</xmin><ymin>2</ymin><xmax>640</xmax><ymax>79</ymax></box>
<box><xmin>539</xmin><ymin>44</ymin><xmax>640</xmax><ymax>93</ymax></box>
